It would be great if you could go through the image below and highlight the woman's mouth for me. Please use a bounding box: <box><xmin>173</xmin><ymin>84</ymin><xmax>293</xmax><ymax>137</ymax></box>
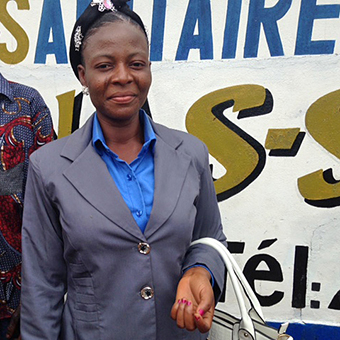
<box><xmin>110</xmin><ymin>93</ymin><xmax>136</xmax><ymax>104</ymax></box>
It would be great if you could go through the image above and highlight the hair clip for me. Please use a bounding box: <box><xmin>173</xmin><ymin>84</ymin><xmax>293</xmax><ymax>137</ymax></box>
<box><xmin>91</xmin><ymin>0</ymin><xmax>117</xmax><ymax>12</ymax></box>
<box><xmin>74</xmin><ymin>26</ymin><xmax>83</xmax><ymax>51</ymax></box>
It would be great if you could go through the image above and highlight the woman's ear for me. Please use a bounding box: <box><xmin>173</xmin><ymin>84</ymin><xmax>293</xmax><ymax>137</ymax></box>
<box><xmin>77</xmin><ymin>64</ymin><xmax>87</xmax><ymax>86</ymax></box>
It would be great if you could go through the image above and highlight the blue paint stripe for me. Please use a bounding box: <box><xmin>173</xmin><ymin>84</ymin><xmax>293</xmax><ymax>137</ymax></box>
<box><xmin>268</xmin><ymin>321</ymin><xmax>340</xmax><ymax>339</ymax></box>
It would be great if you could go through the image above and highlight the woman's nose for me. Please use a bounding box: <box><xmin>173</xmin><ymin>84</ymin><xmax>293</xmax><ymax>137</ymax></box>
<box><xmin>113</xmin><ymin>64</ymin><xmax>132</xmax><ymax>84</ymax></box>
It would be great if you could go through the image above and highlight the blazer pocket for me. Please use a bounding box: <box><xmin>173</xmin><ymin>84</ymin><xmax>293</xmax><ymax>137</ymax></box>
<box><xmin>69</xmin><ymin>262</ymin><xmax>91</xmax><ymax>276</ymax></box>
<box><xmin>76</xmin><ymin>292</ymin><xmax>96</xmax><ymax>304</ymax></box>
<box><xmin>69</xmin><ymin>264</ymin><xmax>98</xmax><ymax>320</ymax></box>
<box><xmin>74</xmin><ymin>277</ymin><xmax>93</xmax><ymax>288</ymax></box>
<box><xmin>74</xmin><ymin>309</ymin><xmax>98</xmax><ymax>322</ymax></box>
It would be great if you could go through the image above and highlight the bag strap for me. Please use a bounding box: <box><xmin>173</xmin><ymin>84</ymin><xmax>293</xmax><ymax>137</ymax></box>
<box><xmin>218</xmin><ymin>242</ymin><xmax>264</xmax><ymax>321</ymax></box>
<box><xmin>191</xmin><ymin>238</ymin><xmax>265</xmax><ymax>339</ymax></box>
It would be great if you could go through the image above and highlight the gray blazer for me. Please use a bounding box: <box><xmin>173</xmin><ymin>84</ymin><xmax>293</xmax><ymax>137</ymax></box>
<box><xmin>21</xmin><ymin>115</ymin><xmax>226</xmax><ymax>340</ymax></box>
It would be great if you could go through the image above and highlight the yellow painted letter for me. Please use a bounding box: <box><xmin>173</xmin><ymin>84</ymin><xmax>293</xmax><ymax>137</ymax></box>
<box><xmin>298</xmin><ymin>89</ymin><xmax>340</xmax><ymax>206</ymax></box>
<box><xmin>186</xmin><ymin>85</ymin><xmax>268</xmax><ymax>201</ymax></box>
<box><xmin>0</xmin><ymin>0</ymin><xmax>30</xmax><ymax>64</ymax></box>
<box><xmin>57</xmin><ymin>91</ymin><xmax>75</xmax><ymax>139</ymax></box>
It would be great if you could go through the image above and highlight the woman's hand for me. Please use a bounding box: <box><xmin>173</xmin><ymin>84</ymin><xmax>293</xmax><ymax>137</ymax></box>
<box><xmin>170</xmin><ymin>266</ymin><xmax>215</xmax><ymax>333</ymax></box>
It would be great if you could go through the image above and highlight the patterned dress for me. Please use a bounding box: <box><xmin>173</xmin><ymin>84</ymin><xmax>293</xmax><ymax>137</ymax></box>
<box><xmin>0</xmin><ymin>73</ymin><xmax>54</xmax><ymax>319</ymax></box>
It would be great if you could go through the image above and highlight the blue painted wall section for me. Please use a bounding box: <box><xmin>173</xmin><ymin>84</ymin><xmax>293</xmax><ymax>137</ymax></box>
<box><xmin>244</xmin><ymin>0</ymin><xmax>292</xmax><ymax>58</ymax></box>
<box><xmin>268</xmin><ymin>322</ymin><xmax>340</xmax><ymax>339</ymax></box>
<box><xmin>3</xmin><ymin>0</ymin><xmax>338</xmax><ymax>64</ymax></box>
<box><xmin>34</xmin><ymin>0</ymin><xmax>67</xmax><ymax>64</ymax></box>
<box><xmin>175</xmin><ymin>0</ymin><xmax>213</xmax><ymax>60</ymax></box>
<box><xmin>222</xmin><ymin>0</ymin><xmax>242</xmax><ymax>59</ymax></box>
<box><xmin>150</xmin><ymin>0</ymin><xmax>167</xmax><ymax>61</ymax></box>
<box><xmin>295</xmin><ymin>0</ymin><xmax>340</xmax><ymax>55</ymax></box>
<box><xmin>77</xmin><ymin>0</ymin><xmax>89</xmax><ymax>19</ymax></box>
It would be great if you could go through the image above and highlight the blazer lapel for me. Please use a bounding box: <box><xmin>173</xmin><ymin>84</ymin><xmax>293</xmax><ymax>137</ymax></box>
<box><xmin>59</xmin><ymin>115</ymin><xmax>192</xmax><ymax>240</ymax></box>
<box><xmin>61</xmin><ymin>116</ymin><xmax>144</xmax><ymax>240</ymax></box>
<box><xmin>145</xmin><ymin>122</ymin><xmax>191</xmax><ymax>239</ymax></box>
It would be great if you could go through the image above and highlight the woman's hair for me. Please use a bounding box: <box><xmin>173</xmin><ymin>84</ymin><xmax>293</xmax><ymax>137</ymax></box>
<box><xmin>80</xmin><ymin>11</ymin><xmax>149</xmax><ymax>66</ymax></box>
<box><xmin>69</xmin><ymin>0</ymin><xmax>148</xmax><ymax>80</ymax></box>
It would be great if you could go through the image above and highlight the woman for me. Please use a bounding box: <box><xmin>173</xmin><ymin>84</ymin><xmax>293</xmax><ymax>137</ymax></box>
<box><xmin>21</xmin><ymin>1</ymin><xmax>227</xmax><ymax>339</ymax></box>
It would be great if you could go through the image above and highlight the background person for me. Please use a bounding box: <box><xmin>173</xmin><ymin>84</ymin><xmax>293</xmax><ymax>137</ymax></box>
<box><xmin>21</xmin><ymin>1</ymin><xmax>227</xmax><ymax>339</ymax></box>
<box><xmin>0</xmin><ymin>72</ymin><xmax>54</xmax><ymax>339</ymax></box>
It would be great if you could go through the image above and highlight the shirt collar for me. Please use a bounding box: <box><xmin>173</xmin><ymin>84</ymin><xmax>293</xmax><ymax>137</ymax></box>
<box><xmin>92</xmin><ymin>110</ymin><xmax>156</xmax><ymax>157</ymax></box>
<box><xmin>0</xmin><ymin>73</ymin><xmax>14</xmax><ymax>102</ymax></box>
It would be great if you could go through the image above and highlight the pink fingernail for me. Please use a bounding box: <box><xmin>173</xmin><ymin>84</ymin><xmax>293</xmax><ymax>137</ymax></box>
<box><xmin>195</xmin><ymin>315</ymin><xmax>200</xmax><ymax>321</ymax></box>
<box><xmin>183</xmin><ymin>299</ymin><xmax>187</xmax><ymax>304</ymax></box>
<box><xmin>187</xmin><ymin>301</ymin><xmax>192</xmax><ymax>306</ymax></box>
<box><xmin>178</xmin><ymin>299</ymin><xmax>181</xmax><ymax>304</ymax></box>
<box><xmin>199</xmin><ymin>309</ymin><xmax>205</xmax><ymax>316</ymax></box>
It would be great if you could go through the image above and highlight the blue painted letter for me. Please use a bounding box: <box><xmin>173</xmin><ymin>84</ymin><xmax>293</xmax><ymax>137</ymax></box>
<box><xmin>35</xmin><ymin>0</ymin><xmax>67</xmax><ymax>64</ymax></box>
<box><xmin>77</xmin><ymin>0</ymin><xmax>89</xmax><ymax>19</ymax></box>
<box><xmin>222</xmin><ymin>0</ymin><xmax>242</xmax><ymax>59</ymax></box>
<box><xmin>244</xmin><ymin>0</ymin><xmax>292</xmax><ymax>58</ymax></box>
<box><xmin>295</xmin><ymin>0</ymin><xmax>340</xmax><ymax>55</ymax></box>
<box><xmin>176</xmin><ymin>0</ymin><xmax>213</xmax><ymax>61</ymax></box>
<box><xmin>150</xmin><ymin>0</ymin><xmax>167</xmax><ymax>62</ymax></box>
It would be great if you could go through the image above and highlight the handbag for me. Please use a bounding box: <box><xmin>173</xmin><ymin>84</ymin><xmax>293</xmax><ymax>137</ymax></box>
<box><xmin>190</xmin><ymin>238</ymin><xmax>293</xmax><ymax>340</ymax></box>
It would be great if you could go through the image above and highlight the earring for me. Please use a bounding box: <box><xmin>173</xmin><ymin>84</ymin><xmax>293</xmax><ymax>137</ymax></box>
<box><xmin>82</xmin><ymin>86</ymin><xmax>89</xmax><ymax>96</ymax></box>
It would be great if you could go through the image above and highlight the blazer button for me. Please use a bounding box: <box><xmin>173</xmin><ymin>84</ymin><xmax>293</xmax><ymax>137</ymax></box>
<box><xmin>140</xmin><ymin>286</ymin><xmax>154</xmax><ymax>300</ymax></box>
<box><xmin>138</xmin><ymin>242</ymin><xmax>151</xmax><ymax>255</ymax></box>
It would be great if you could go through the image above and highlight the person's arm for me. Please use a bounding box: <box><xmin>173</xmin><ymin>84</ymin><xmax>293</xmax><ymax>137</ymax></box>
<box><xmin>182</xmin><ymin>142</ymin><xmax>226</xmax><ymax>299</ymax></box>
<box><xmin>21</xmin><ymin>156</ymin><xmax>66</xmax><ymax>340</ymax></box>
<box><xmin>29</xmin><ymin>89</ymin><xmax>54</xmax><ymax>155</ymax></box>
<box><xmin>6</xmin><ymin>304</ymin><xmax>21</xmax><ymax>340</ymax></box>
<box><xmin>171</xmin><ymin>142</ymin><xmax>227</xmax><ymax>333</ymax></box>
<box><xmin>7</xmin><ymin>89</ymin><xmax>55</xmax><ymax>340</ymax></box>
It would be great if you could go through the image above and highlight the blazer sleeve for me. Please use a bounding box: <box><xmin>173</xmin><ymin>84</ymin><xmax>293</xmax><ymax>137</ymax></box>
<box><xmin>21</xmin><ymin>155</ymin><xmax>66</xmax><ymax>340</ymax></box>
<box><xmin>181</xmin><ymin>142</ymin><xmax>227</xmax><ymax>303</ymax></box>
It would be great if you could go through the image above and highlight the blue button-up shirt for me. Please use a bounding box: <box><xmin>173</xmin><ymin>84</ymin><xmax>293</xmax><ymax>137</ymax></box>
<box><xmin>92</xmin><ymin>110</ymin><xmax>156</xmax><ymax>233</ymax></box>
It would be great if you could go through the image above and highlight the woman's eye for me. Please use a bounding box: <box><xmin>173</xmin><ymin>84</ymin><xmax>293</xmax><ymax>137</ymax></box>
<box><xmin>131</xmin><ymin>62</ymin><xmax>145</xmax><ymax>68</ymax></box>
<box><xmin>97</xmin><ymin>64</ymin><xmax>111</xmax><ymax>70</ymax></box>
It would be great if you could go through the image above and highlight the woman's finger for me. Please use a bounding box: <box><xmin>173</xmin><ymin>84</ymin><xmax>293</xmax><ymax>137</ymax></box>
<box><xmin>194</xmin><ymin>307</ymin><xmax>214</xmax><ymax>333</ymax></box>
<box><xmin>182</xmin><ymin>300</ymin><xmax>196</xmax><ymax>331</ymax></box>
<box><xmin>170</xmin><ymin>298</ymin><xmax>181</xmax><ymax>320</ymax></box>
<box><xmin>175</xmin><ymin>299</ymin><xmax>187</xmax><ymax>329</ymax></box>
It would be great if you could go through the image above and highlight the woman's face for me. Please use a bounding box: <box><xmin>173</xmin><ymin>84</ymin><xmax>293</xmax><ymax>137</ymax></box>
<box><xmin>78</xmin><ymin>20</ymin><xmax>151</xmax><ymax>125</ymax></box>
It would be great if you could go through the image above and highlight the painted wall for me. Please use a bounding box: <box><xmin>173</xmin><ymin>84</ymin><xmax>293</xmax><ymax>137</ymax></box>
<box><xmin>1</xmin><ymin>0</ymin><xmax>340</xmax><ymax>338</ymax></box>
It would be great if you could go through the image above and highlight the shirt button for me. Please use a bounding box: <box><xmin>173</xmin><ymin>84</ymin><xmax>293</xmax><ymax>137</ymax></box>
<box><xmin>140</xmin><ymin>286</ymin><xmax>154</xmax><ymax>300</ymax></box>
<box><xmin>138</xmin><ymin>242</ymin><xmax>151</xmax><ymax>255</ymax></box>
<box><xmin>127</xmin><ymin>174</ymin><xmax>132</xmax><ymax>181</ymax></box>
<box><xmin>136</xmin><ymin>210</ymin><xmax>143</xmax><ymax>217</ymax></box>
